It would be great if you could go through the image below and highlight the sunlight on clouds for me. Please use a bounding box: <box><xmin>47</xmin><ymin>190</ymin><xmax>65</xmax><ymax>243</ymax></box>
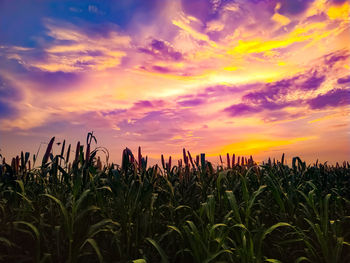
<box><xmin>172</xmin><ymin>16</ymin><xmax>218</xmax><ymax>48</ymax></box>
<box><xmin>32</xmin><ymin>22</ymin><xmax>131</xmax><ymax>72</ymax></box>
<box><xmin>229</xmin><ymin>21</ymin><xmax>329</xmax><ymax>55</ymax></box>
<box><xmin>308</xmin><ymin>112</ymin><xmax>341</xmax><ymax>124</ymax></box>
<box><xmin>272</xmin><ymin>13</ymin><xmax>291</xmax><ymax>26</ymax></box>
<box><xmin>272</xmin><ymin>3</ymin><xmax>290</xmax><ymax>26</ymax></box>
<box><xmin>223</xmin><ymin>66</ymin><xmax>239</xmax><ymax>71</ymax></box>
<box><xmin>328</xmin><ymin>2</ymin><xmax>350</xmax><ymax>20</ymax></box>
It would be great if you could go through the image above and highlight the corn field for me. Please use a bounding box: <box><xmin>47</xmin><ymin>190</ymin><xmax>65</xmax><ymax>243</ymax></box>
<box><xmin>0</xmin><ymin>133</ymin><xmax>349</xmax><ymax>263</ymax></box>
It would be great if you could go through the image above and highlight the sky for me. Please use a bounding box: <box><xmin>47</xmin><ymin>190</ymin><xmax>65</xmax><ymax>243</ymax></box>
<box><xmin>0</xmin><ymin>0</ymin><xmax>349</xmax><ymax>165</ymax></box>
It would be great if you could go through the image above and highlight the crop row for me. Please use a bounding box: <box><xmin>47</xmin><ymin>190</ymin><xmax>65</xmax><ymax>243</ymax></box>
<box><xmin>0</xmin><ymin>134</ymin><xmax>349</xmax><ymax>262</ymax></box>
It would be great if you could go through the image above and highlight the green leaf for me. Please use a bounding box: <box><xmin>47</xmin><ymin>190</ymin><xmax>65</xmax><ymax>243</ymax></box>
<box><xmin>295</xmin><ymin>256</ymin><xmax>311</xmax><ymax>263</ymax></box>
<box><xmin>262</xmin><ymin>222</ymin><xmax>292</xmax><ymax>241</ymax></box>
<box><xmin>41</xmin><ymin>194</ymin><xmax>70</xmax><ymax>236</ymax></box>
<box><xmin>167</xmin><ymin>225</ymin><xmax>183</xmax><ymax>239</ymax></box>
<box><xmin>145</xmin><ymin>237</ymin><xmax>169</xmax><ymax>263</ymax></box>
<box><xmin>13</xmin><ymin>221</ymin><xmax>40</xmax><ymax>242</ymax></box>
<box><xmin>0</xmin><ymin>237</ymin><xmax>14</xmax><ymax>247</ymax></box>
<box><xmin>81</xmin><ymin>238</ymin><xmax>103</xmax><ymax>263</ymax></box>
<box><xmin>265</xmin><ymin>259</ymin><xmax>282</xmax><ymax>263</ymax></box>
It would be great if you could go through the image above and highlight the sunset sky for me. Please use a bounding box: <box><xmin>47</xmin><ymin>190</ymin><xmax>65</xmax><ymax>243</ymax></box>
<box><xmin>0</xmin><ymin>0</ymin><xmax>349</xmax><ymax>165</ymax></box>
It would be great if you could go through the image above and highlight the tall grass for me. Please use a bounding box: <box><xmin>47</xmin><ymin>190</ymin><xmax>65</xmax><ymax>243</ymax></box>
<box><xmin>0</xmin><ymin>134</ymin><xmax>349</xmax><ymax>262</ymax></box>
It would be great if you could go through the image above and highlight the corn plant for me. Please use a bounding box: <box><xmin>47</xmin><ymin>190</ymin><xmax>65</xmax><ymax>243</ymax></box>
<box><xmin>0</xmin><ymin>134</ymin><xmax>349</xmax><ymax>262</ymax></box>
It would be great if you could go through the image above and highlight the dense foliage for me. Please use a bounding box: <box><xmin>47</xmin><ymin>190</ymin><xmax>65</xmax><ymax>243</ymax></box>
<box><xmin>0</xmin><ymin>134</ymin><xmax>349</xmax><ymax>263</ymax></box>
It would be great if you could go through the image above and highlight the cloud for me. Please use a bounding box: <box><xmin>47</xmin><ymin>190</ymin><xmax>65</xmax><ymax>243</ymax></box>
<box><xmin>299</xmin><ymin>73</ymin><xmax>325</xmax><ymax>91</ymax></box>
<box><xmin>324</xmin><ymin>49</ymin><xmax>350</xmax><ymax>68</ymax></box>
<box><xmin>175</xmin><ymin>84</ymin><xmax>256</xmax><ymax>106</ymax></box>
<box><xmin>101</xmin><ymin>109</ymin><xmax>127</xmax><ymax>117</ymax></box>
<box><xmin>152</xmin><ymin>65</ymin><xmax>171</xmax><ymax>73</ymax></box>
<box><xmin>243</xmin><ymin>77</ymin><xmax>294</xmax><ymax>104</ymax></box>
<box><xmin>26</xmin><ymin>70</ymin><xmax>81</xmax><ymax>91</ymax></box>
<box><xmin>224</xmin><ymin>103</ymin><xmax>260</xmax><ymax>117</ymax></box>
<box><xmin>88</xmin><ymin>5</ymin><xmax>104</xmax><ymax>15</ymax></box>
<box><xmin>177</xmin><ymin>98</ymin><xmax>205</xmax><ymax>107</ymax></box>
<box><xmin>337</xmin><ymin>75</ymin><xmax>350</xmax><ymax>84</ymax></box>
<box><xmin>221</xmin><ymin>56</ymin><xmax>345</xmax><ymax>118</ymax></box>
<box><xmin>116</xmin><ymin>110</ymin><xmax>192</xmax><ymax>142</ymax></box>
<box><xmin>181</xmin><ymin>0</ymin><xmax>219</xmax><ymax>23</ymax></box>
<box><xmin>133</xmin><ymin>100</ymin><xmax>165</xmax><ymax>109</ymax></box>
<box><xmin>138</xmin><ymin>39</ymin><xmax>183</xmax><ymax>61</ymax></box>
<box><xmin>7</xmin><ymin>20</ymin><xmax>131</xmax><ymax>72</ymax></box>
<box><xmin>308</xmin><ymin>88</ymin><xmax>350</xmax><ymax>109</ymax></box>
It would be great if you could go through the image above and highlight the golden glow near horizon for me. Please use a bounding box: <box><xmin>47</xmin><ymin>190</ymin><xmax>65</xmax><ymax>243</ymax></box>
<box><xmin>0</xmin><ymin>0</ymin><xmax>349</xmax><ymax>164</ymax></box>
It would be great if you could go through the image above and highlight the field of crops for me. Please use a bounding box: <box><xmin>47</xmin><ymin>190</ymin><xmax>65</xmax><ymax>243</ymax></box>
<box><xmin>0</xmin><ymin>134</ymin><xmax>349</xmax><ymax>263</ymax></box>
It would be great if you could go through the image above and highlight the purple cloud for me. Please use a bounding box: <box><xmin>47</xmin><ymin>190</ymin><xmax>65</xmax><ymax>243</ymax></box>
<box><xmin>176</xmin><ymin>84</ymin><xmax>258</xmax><ymax>106</ymax></box>
<box><xmin>138</xmin><ymin>39</ymin><xmax>183</xmax><ymax>61</ymax></box>
<box><xmin>337</xmin><ymin>76</ymin><xmax>350</xmax><ymax>84</ymax></box>
<box><xmin>241</xmin><ymin>72</ymin><xmax>325</xmax><ymax>110</ymax></box>
<box><xmin>224</xmin><ymin>103</ymin><xmax>260</xmax><ymax>116</ymax></box>
<box><xmin>204</xmin><ymin>84</ymin><xmax>251</xmax><ymax>95</ymax></box>
<box><xmin>152</xmin><ymin>65</ymin><xmax>170</xmax><ymax>73</ymax></box>
<box><xmin>178</xmin><ymin>98</ymin><xmax>205</xmax><ymax>107</ymax></box>
<box><xmin>243</xmin><ymin>77</ymin><xmax>295</xmax><ymax>104</ymax></box>
<box><xmin>151</xmin><ymin>39</ymin><xmax>165</xmax><ymax>50</ymax></box>
<box><xmin>0</xmin><ymin>60</ymin><xmax>82</xmax><ymax>92</ymax></box>
<box><xmin>300</xmin><ymin>73</ymin><xmax>325</xmax><ymax>91</ymax></box>
<box><xmin>308</xmin><ymin>89</ymin><xmax>350</xmax><ymax>109</ymax></box>
<box><xmin>261</xmin><ymin>101</ymin><xmax>295</xmax><ymax>110</ymax></box>
<box><xmin>101</xmin><ymin>109</ymin><xmax>127</xmax><ymax>117</ymax></box>
<box><xmin>28</xmin><ymin>70</ymin><xmax>81</xmax><ymax>91</ymax></box>
<box><xmin>134</xmin><ymin>100</ymin><xmax>153</xmax><ymax>108</ymax></box>
<box><xmin>222</xmin><ymin>71</ymin><xmax>328</xmax><ymax>118</ymax></box>
<box><xmin>133</xmin><ymin>100</ymin><xmax>164</xmax><ymax>108</ymax></box>
<box><xmin>221</xmin><ymin>54</ymin><xmax>348</xmax><ymax>119</ymax></box>
<box><xmin>324</xmin><ymin>50</ymin><xmax>349</xmax><ymax>68</ymax></box>
<box><xmin>181</xmin><ymin>0</ymin><xmax>215</xmax><ymax>23</ymax></box>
